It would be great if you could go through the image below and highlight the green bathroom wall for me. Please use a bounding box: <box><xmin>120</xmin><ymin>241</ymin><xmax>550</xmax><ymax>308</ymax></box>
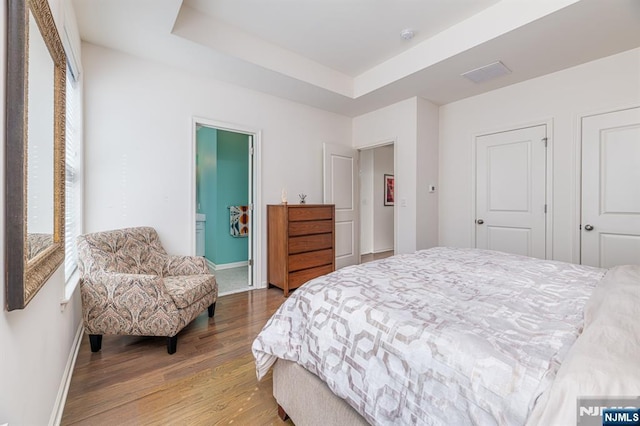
<box><xmin>196</xmin><ymin>127</ymin><xmax>249</xmax><ymax>266</ymax></box>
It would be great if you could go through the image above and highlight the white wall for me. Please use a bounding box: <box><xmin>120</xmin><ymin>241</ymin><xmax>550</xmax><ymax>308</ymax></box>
<box><xmin>353</xmin><ymin>98</ymin><xmax>418</xmax><ymax>254</ymax></box>
<box><xmin>416</xmin><ymin>97</ymin><xmax>439</xmax><ymax>250</ymax></box>
<box><xmin>353</xmin><ymin>97</ymin><xmax>440</xmax><ymax>254</ymax></box>
<box><xmin>359</xmin><ymin>149</ymin><xmax>374</xmax><ymax>254</ymax></box>
<box><xmin>439</xmin><ymin>48</ymin><xmax>640</xmax><ymax>263</ymax></box>
<box><xmin>373</xmin><ymin>145</ymin><xmax>394</xmax><ymax>252</ymax></box>
<box><xmin>0</xmin><ymin>1</ymin><xmax>83</xmax><ymax>424</ymax></box>
<box><xmin>82</xmin><ymin>43</ymin><xmax>352</xmax><ymax>285</ymax></box>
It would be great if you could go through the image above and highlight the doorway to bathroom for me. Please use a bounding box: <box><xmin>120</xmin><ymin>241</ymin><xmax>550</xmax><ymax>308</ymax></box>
<box><xmin>193</xmin><ymin>118</ymin><xmax>260</xmax><ymax>295</ymax></box>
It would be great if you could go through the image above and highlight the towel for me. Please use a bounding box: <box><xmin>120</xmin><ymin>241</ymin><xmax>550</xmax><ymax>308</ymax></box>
<box><xmin>230</xmin><ymin>206</ymin><xmax>249</xmax><ymax>237</ymax></box>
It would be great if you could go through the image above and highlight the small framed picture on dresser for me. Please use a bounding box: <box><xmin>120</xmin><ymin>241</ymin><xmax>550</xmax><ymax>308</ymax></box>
<box><xmin>384</xmin><ymin>174</ymin><xmax>394</xmax><ymax>206</ymax></box>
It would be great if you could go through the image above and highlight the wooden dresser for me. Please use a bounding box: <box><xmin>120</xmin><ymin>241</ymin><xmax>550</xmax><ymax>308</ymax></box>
<box><xmin>267</xmin><ymin>204</ymin><xmax>335</xmax><ymax>296</ymax></box>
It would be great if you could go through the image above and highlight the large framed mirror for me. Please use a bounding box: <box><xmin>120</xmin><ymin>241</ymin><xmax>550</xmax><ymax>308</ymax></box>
<box><xmin>6</xmin><ymin>0</ymin><xmax>66</xmax><ymax>310</ymax></box>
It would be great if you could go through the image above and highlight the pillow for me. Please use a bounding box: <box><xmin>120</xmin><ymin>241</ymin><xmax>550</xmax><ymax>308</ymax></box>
<box><xmin>526</xmin><ymin>265</ymin><xmax>640</xmax><ymax>426</ymax></box>
<box><xmin>584</xmin><ymin>265</ymin><xmax>640</xmax><ymax>327</ymax></box>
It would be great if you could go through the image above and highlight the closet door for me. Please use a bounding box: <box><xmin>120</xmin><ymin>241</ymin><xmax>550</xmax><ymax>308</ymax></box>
<box><xmin>475</xmin><ymin>125</ymin><xmax>547</xmax><ymax>258</ymax></box>
<box><xmin>581</xmin><ymin>107</ymin><xmax>640</xmax><ymax>268</ymax></box>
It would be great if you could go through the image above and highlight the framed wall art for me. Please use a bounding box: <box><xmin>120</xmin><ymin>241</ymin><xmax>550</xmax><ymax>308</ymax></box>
<box><xmin>384</xmin><ymin>174</ymin><xmax>394</xmax><ymax>206</ymax></box>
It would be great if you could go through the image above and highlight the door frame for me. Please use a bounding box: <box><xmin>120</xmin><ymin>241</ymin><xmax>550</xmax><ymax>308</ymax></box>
<box><xmin>574</xmin><ymin>104</ymin><xmax>640</xmax><ymax>265</ymax></box>
<box><xmin>357</xmin><ymin>139</ymin><xmax>398</xmax><ymax>257</ymax></box>
<box><xmin>470</xmin><ymin>118</ymin><xmax>554</xmax><ymax>259</ymax></box>
<box><xmin>190</xmin><ymin>116</ymin><xmax>263</xmax><ymax>289</ymax></box>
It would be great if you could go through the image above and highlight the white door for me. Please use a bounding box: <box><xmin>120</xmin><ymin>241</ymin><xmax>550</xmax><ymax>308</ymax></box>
<box><xmin>247</xmin><ymin>135</ymin><xmax>254</xmax><ymax>286</ymax></box>
<box><xmin>581</xmin><ymin>107</ymin><xmax>640</xmax><ymax>268</ymax></box>
<box><xmin>476</xmin><ymin>125</ymin><xmax>547</xmax><ymax>258</ymax></box>
<box><xmin>323</xmin><ymin>143</ymin><xmax>359</xmax><ymax>269</ymax></box>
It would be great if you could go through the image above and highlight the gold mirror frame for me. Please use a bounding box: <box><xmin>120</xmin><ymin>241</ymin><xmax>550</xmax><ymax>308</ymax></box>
<box><xmin>5</xmin><ymin>0</ymin><xmax>66</xmax><ymax>310</ymax></box>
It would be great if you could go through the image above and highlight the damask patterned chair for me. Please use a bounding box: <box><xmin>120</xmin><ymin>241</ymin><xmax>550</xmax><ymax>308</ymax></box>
<box><xmin>77</xmin><ymin>227</ymin><xmax>218</xmax><ymax>354</ymax></box>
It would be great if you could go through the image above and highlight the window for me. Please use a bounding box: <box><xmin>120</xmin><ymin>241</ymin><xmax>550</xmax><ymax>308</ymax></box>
<box><xmin>65</xmin><ymin>65</ymin><xmax>82</xmax><ymax>281</ymax></box>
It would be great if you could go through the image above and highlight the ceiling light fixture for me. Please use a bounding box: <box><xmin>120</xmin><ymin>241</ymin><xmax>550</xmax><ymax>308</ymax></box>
<box><xmin>400</xmin><ymin>28</ymin><xmax>415</xmax><ymax>41</ymax></box>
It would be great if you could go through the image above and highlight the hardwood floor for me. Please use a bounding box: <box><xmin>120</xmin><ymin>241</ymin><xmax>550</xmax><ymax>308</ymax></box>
<box><xmin>62</xmin><ymin>288</ymin><xmax>294</xmax><ymax>425</ymax></box>
<box><xmin>360</xmin><ymin>250</ymin><xmax>394</xmax><ymax>263</ymax></box>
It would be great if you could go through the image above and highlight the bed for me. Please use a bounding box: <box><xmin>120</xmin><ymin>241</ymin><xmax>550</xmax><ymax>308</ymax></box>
<box><xmin>252</xmin><ymin>247</ymin><xmax>640</xmax><ymax>425</ymax></box>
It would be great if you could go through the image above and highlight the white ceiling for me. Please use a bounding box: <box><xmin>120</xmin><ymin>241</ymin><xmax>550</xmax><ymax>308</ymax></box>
<box><xmin>184</xmin><ymin>0</ymin><xmax>503</xmax><ymax>77</ymax></box>
<box><xmin>73</xmin><ymin>0</ymin><xmax>640</xmax><ymax>117</ymax></box>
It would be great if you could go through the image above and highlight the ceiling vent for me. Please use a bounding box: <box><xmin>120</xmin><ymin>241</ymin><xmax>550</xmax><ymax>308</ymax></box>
<box><xmin>461</xmin><ymin>61</ymin><xmax>511</xmax><ymax>83</ymax></box>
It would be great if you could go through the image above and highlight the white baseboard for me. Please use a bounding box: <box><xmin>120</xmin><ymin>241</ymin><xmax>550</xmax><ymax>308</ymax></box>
<box><xmin>205</xmin><ymin>258</ymin><xmax>216</xmax><ymax>272</ymax></box>
<box><xmin>361</xmin><ymin>249</ymin><xmax>394</xmax><ymax>256</ymax></box>
<box><xmin>210</xmin><ymin>260</ymin><xmax>249</xmax><ymax>271</ymax></box>
<box><xmin>49</xmin><ymin>322</ymin><xmax>84</xmax><ymax>426</ymax></box>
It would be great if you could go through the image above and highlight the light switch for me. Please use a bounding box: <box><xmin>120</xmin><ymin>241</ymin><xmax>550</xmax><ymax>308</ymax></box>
<box><xmin>428</xmin><ymin>185</ymin><xmax>436</xmax><ymax>193</ymax></box>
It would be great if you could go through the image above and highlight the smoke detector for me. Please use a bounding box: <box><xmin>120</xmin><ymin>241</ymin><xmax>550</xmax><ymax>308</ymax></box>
<box><xmin>400</xmin><ymin>28</ymin><xmax>415</xmax><ymax>40</ymax></box>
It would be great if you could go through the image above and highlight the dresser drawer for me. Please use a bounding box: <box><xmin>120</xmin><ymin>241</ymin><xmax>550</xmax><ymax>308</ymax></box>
<box><xmin>288</xmin><ymin>220</ymin><xmax>333</xmax><ymax>237</ymax></box>
<box><xmin>289</xmin><ymin>233</ymin><xmax>332</xmax><ymax>254</ymax></box>
<box><xmin>288</xmin><ymin>206</ymin><xmax>333</xmax><ymax>221</ymax></box>
<box><xmin>289</xmin><ymin>264</ymin><xmax>333</xmax><ymax>289</ymax></box>
<box><xmin>288</xmin><ymin>249</ymin><xmax>333</xmax><ymax>272</ymax></box>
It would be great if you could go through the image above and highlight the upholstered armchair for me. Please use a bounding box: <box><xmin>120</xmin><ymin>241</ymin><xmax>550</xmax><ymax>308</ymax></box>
<box><xmin>77</xmin><ymin>227</ymin><xmax>218</xmax><ymax>354</ymax></box>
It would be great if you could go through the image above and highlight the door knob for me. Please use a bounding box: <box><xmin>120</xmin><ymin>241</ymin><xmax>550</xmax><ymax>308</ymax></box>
<box><xmin>584</xmin><ymin>224</ymin><xmax>594</xmax><ymax>231</ymax></box>
<box><xmin>476</xmin><ymin>219</ymin><xmax>484</xmax><ymax>225</ymax></box>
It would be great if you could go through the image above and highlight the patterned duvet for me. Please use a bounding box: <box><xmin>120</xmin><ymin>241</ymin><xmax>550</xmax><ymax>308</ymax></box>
<box><xmin>252</xmin><ymin>247</ymin><xmax>605</xmax><ymax>425</ymax></box>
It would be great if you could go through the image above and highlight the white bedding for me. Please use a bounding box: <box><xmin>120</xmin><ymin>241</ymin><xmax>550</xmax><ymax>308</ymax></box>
<box><xmin>252</xmin><ymin>247</ymin><xmax>606</xmax><ymax>425</ymax></box>
<box><xmin>526</xmin><ymin>264</ymin><xmax>640</xmax><ymax>426</ymax></box>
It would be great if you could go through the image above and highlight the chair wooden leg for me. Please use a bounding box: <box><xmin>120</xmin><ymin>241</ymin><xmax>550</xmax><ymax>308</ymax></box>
<box><xmin>208</xmin><ymin>302</ymin><xmax>216</xmax><ymax>318</ymax></box>
<box><xmin>277</xmin><ymin>404</ymin><xmax>290</xmax><ymax>421</ymax></box>
<box><xmin>89</xmin><ymin>334</ymin><xmax>102</xmax><ymax>352</ymax></box>
<box><xmin>167</xmin><ymin>336</ymin><xmax>177</xmax><ymax>354</ymax></box>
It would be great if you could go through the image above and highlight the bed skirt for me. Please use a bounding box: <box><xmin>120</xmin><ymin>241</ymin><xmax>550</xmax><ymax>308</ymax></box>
<box><xmin>273</xmin><ymin>359</ymin><xmax>369</xmax><ymax>426</ymax></box>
